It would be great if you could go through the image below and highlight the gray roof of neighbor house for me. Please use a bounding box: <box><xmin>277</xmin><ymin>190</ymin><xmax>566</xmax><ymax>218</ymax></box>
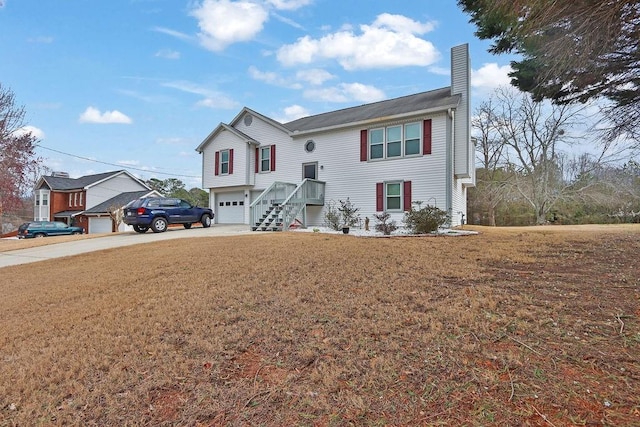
<box><xmin>282</xmin><ymin>87</ymin><xmax>460</xmax><ymax>133</ymax></box>
<box><xmin>83</xmin><ymin>190</ymin><xmax>154</xmax><ymax>214</ymax></box>
<box><xmin>39</xmin><ymin>170</ymin><xmax>126</xmax><ymax>191</ymax></box>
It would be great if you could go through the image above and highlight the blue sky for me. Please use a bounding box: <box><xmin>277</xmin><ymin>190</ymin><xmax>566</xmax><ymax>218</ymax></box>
<box><xmin>0</xmin><ymin>0</ymin><xmax>514</xmax><ymax>187</ymax></box>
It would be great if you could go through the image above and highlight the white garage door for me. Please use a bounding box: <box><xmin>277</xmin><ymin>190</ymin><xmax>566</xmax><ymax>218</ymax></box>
<box><xmin>216</xmin><ymin>192</ymin><xmax>245</xmax><ymax>224</ymax></box>
<box><xmin>89</xmin><ymin>217</ymin><xmax>112</xmax><ymax>234</ymax></box>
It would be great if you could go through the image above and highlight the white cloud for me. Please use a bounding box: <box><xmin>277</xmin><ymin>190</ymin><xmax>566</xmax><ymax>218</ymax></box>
<box><xmin>190</xmin><ymin>0</ymin><xmax>269</xmax><ymax>52</ymax></box>
<box><xmin>28</xmin><ymin>36</ymin><xmax>53</xmax><ymax>44</ymax></box>
<box><xmin>304</xmin><ymin>83</ymin><xmax>385</xmax><ymax>103</ymax></box>
<box><xmin>117</xmin><ymin>160</ymin><xmax>140</xmax><ymax>166</ymax></box>
<box><xmin>78</xmin><ymin>107</ymin><xmax>132</xmax><ymax>124</ymax></box>
<box><xmin>372</xmin><ymin>13</ymin><xmax>435</xmax><ymax>34</ymax></box>
<box><xmin>156</xmin><ymin>137</ymin><xmax>188</xmax><ymax>145</ymax></box>
<box><xmin>471</xmin><ymin>63</ymin><xmax>513</xmax><ymax>90</ymax></box>
<box><xmin>274</xmin><ymin>104</ymin><xmax>311</xmax><ymax>123</ymax></box>
<box><xmin>195</xmin><ymin>97</ymin><xmax>239</xmax><ymax>110</ymax></box>
<box><xmin>271</xmin><ymin>12</ymin><xmax>304</xmax><ymax>30</ymax></box>
<box><xmin>266</xmin><ymin>0</ymin><xmax>312</xmax><ymax>11</ymax></box>
<box><xmin>296</xmin><ymin>68</ymin><xmax>335</xmax><ymax>86</ymax></box>
<box><xmin>277</xmin><ymin>13</ymin><xmax>439</xmax><ymax>70</ymax></box>
<box><xmin>153</xmin><ymin>26</ymin><xmax>193</xmax><ymax>41</ymax></box>
<box><xmin>162</xmin><ymin>80</ymin><xmax>239</xmax><ymax>109</ymax></box>
<box><xmin>13</xmin><ymin>125</ymin><xmax>45</xmax><ymax>139</ymax></box>
<box><xmin>155</xmin><ymin>49</ymin><xmax>181</xmax><ymax>59</ymax></box>
<box><xmin>248</xmin><ymin>66</ymin><xmax>302</xmax><ymax>89</ymax></box>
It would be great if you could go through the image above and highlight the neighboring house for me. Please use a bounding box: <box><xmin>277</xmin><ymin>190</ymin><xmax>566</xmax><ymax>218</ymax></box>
<box><xmin>33</xmin><ymin>170</ymin><xmax>155</xmax><ymax>233</ymax></box>
<box><xmin>196</xmin><ymin>44</ymin><xmax>475</xmax><ymax>229</ymax></box>
<box><xmin>83</xmin><ymin>189</ymin><xmax>163</xmax><ymax>232</ymax></box>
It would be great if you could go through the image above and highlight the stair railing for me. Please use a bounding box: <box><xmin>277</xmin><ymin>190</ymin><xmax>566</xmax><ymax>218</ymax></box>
<box><xmin>279</xmin><ymin>179</ymin><xmax>325</xmax><ymax>231</ymax></box>
<box><xmin>249</xmin><ymin>181</ymin><xmax>297</xmax><ymax>229</ymax></box>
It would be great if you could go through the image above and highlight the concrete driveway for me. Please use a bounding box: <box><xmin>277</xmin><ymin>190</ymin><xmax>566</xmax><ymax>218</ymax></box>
<box><xmin>0</xmin><ymin>224</ymin><xmax>253</xmax><ymax>268</ymax></box>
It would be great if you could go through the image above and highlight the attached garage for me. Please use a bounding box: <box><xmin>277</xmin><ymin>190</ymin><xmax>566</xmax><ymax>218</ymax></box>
<box><xmin>88</xmin><ymin>217</ymin><xmax>113</xmax><ymax>234</ymax></box>
<box><xmin>215</xmin><ymin>191</ymin><xmax>245</xmax><ymax>224</ymax></box>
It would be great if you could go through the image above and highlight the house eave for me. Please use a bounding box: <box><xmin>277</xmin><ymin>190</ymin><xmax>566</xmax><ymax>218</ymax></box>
<box><xmin>289</xmin><ymin>103</ymin><xmax>460</xmax><ymax>137</ymax></box>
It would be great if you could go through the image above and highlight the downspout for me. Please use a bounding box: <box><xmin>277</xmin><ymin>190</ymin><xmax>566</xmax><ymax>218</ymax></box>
<box><xmin>446</xmin><ymin>108</ymin><xmax>455</xmax><ymax>227</ymax></box>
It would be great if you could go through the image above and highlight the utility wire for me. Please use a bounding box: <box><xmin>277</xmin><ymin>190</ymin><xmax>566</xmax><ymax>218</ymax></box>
<box><xmin>36</xmin><ymin>144</ymin><xmax>201</xmax><ymax>179</ymax></box>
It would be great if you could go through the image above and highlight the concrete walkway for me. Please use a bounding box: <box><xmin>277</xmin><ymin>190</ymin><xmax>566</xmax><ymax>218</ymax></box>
<box><xmin>0</xmin><ymin>224</ymin><xmax>253</xmax><ymax>268</ymax></box>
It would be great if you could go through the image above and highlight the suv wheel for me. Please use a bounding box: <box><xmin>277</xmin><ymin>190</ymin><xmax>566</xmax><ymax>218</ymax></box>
<box><xmin>151</xmin><ymin>217</ymin><xmax>168</xmax><ymax>233</ymax></box>
<box><xmin>34</xmin><ymin>233</ymin><xmax>46</xmax><ymax>238</ymax></box>
<box><xmin>133</xmin><ymin>225</ymin><xmax>148</xmax><ymax>233</ymax></box>
<box><xmin>183</xmin><ymin>223</ymin><xmax>192</xmax><ymax>229</ymax></box>
<box><xmin>201</xmin><ymin>214</ymin><xmax>212</xmax><ymax>228</ymax></box>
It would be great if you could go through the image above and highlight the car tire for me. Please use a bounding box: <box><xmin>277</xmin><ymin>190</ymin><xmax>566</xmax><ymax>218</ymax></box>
<box><xmin>201</xmin><ymin>214</ymin><xmax>212</xmax><ymax>228</ymax></box>
<box><xmin>151</xmin><ymin>217</ymin><xmax>168</xmax><ymax>233</ymax></box>
<box><xmin>133</xmin><ymin>225</ymin><xmax>148</xmax><ymax>233</ymax></box>
<box><xmin>183</xmin><ymin>223</ymin><xmax>192</xmax><ymax>229</ymax></box>
<box><xmin>72</xmin><ymin>231</ymin><xmax>82</xmax><ymax>235</ymax></box>
<box><xmin>34</xmin><ymin>233</ymin><xmax>46</xmax><ymax>238</ymax></box>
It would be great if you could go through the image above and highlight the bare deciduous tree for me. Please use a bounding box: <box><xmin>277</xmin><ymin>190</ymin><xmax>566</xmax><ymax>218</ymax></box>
<box><xmin>107</xmin><ymin>205</ymin><xmax>124</xmax><ymax>232</ymax></box>
<box><xmin>0</xmin><ymin>84</ymin><xmax>41</xmax><ymax>220</ymax></box>
<box><xmin>480</xmin><ymin>87</ymin><xmax>588</xmax><ymax>224</ymax></box>
<box><xmin>472</xmin><ymin>98</ymin><xmax>513</xmax><ymax>225</ymax></box>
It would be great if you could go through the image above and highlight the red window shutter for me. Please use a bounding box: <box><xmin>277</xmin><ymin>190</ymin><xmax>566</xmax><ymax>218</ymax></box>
<box><xmin>376</xmin><ymin>182</ymin><xmax>384</xmax><ymax>211</ymax></box>
<box><xmin>403</xmin><ymin>181</ymin><xmax>412</xmax><ymax>211</ymax></box>
<box><xmin>423</xmin><ymin>119</ymin><xmax>432</xmax><ymax>155</ymax></box>
<box><xmin>270</xmin><ymin>145</ymin><xmax>276</xmax><ymax>172</ymax></box>
<box><xmin>229</xmin><ymin>149</ymin><xmax>234</xmax><ymax>175</ymax></box>
<box><xmin>214</xmin><ymin>151</ymin><xmax>219</xmax><ymax>176</ymax></box>
<box><xmin>360</xmin><ymin>129</ymin><xmax>368</xmax><ymax>161</ymax></box>
<box><xmin>255</xmin><ymin>147</ymin><xmax>259</xmax><ymax>173</ymax></box>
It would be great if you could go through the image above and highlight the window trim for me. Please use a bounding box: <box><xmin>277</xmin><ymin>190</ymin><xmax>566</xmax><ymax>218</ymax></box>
<box><xmin>366</xmin><ymin>121</ymin><xmax>425</xmax><ymax>161</ymax></box>
<box><xmin>385</xmin><ymin>181</ymin><xmax>403</xmax><ymax>212</ymax></box>
<box><xmin>220</xmin><ymin>149</ymin><xmax>230</xmax><ymax>175</ymax></box>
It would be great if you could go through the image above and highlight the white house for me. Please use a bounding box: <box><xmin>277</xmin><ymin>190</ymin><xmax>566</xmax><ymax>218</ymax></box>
<box><xmin>196</xmin><ymin>44</ymin><xmax>475</xmax><ymax>230</ymax></box>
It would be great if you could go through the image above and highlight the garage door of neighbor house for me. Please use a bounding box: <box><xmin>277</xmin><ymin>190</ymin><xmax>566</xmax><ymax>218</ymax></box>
<box><xmin>216</xmin><ymin>192</ymin><xmax>245</xmax><ymax>224</ymax></box>
<box><xmin>89</xmin><ymin>217</ymin><xmax>112</xmax><ymax>234</ymax></box>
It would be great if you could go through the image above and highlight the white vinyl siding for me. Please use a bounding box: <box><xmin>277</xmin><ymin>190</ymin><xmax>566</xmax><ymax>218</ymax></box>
<box><xmin>201</xmin><ymin>129</ymin><xmax>251</xmax><ymax>189</ymax></box>
<box><xmin>85</xmin><ymin>173</ymin><xmax>148</xmax><ymax>209</ymax></box>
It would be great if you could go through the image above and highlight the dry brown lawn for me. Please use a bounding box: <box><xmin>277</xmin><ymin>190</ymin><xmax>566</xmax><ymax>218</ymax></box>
<box><xmin>1</xmin><ymin>225</ymin><xmax>639</xmax><ymax>426</ymax></box>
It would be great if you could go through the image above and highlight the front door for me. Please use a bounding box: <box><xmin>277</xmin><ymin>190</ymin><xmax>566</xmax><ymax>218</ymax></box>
<box><xmin>302</xmin><ymin>162</ymin><xmax>319</xmax><ymax>200</ymax></box>
<box><xmin>302</xmin><ymin>162</ymin><xmax>317</xmax><ymax>180</ymax></box>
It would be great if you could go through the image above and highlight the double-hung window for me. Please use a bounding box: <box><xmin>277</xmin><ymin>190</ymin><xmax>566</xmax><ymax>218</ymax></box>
<box><xmin>220</xmin><ymin>149</ymin><xmax>230</xmax><ymax>175</ymax></box>
<box><xmin>369</xmin><ymin>128</ymin><xmax>384</xmax><ymax>160</ymax></box>
<box><xmin>367</xmin><ymin>121</ymin><xmax>423</xmax><ymax>160</ymax></box>
<box><xmin>404</xmin><ymin>123</ymin><xmax>421</xmax><ymax>155</ymax></box>
<box><xmin>386</xmin><ymin>182</ymin><xmax>402</xmax><ymax>211</ymax></box>
<box><xmin>215</xmin><ymin>148</ymin><xmax>233</xmax><ymax>176</ymax></box>
<box><xmin>260</xmin><ymin>147</ymin><xmax>271</xmax><ymax>172</ymax></box>
<box><xmin>376</xmin><ymin>181</ymin><xmax>412</xmax><ymax>212</ymax></box>
<box><xmin>386</xmin><ymin>126</ymin><xmax>402</xmax><ymax>158</ymax></box>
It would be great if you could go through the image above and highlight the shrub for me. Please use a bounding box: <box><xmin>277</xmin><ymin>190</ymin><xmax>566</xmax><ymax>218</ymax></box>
<box><xmin>403</xmin><ymin>202</ymin><xmax>449</xmax><ymax>234</ymax></box>
<box><xmin>374</xmin><ymin>212</ymin><xmax>397</xmax><ymax>235</ymax></box>
<box><xmin>338</xmin><ymin>198</ymin><xmax>360</xmax><ymax>228</ymax></box>
<box><xmin>323</xmin><ymin>200</ymin><xmax>341</xmax><ymax>231</ymax></box>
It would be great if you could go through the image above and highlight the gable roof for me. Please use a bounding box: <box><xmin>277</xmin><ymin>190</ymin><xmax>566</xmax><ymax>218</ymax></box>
<box><xmin>283</xmin><ymin>87</ymin><xmax>460</xmax><ymax>134</ymax></box>
<box><xmin>196</xmin><ymin>123</ymin><xmax>259</xmax><ymax>153</ymax></box>
<box><xmin>230</xmin><ymin>107</ymin><xmax>291</xmax><ymax>133</ymax></box>
<box><xmin>83</xmin><ymin>190</ymin><xmax>161</xmax><ymax>214</ymax></box>
<box><xmin>38</xmin><ymin>170</ymin><xmax>150</xmax><ymax>191</ymax></box>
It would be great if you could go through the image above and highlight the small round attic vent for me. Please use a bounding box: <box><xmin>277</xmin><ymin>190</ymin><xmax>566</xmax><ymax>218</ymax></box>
<box><xmin>305</xmin><ymin>140</ymin><xmax>315</xmax><ymax>153</ymax></box>
<box><xmin>244</xmin><ymin>114</ymin><xmax>253</xmax><ymax>126</ymax></box>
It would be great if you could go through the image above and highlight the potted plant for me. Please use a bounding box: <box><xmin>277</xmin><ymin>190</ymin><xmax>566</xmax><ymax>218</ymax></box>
<box><xmin>338</xmin><ymin>198</ymin><xmax>360</xmax><ymax>234</ymax></box>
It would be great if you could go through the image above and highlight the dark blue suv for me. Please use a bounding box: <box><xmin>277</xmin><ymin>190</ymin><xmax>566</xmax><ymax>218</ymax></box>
<box><xmin>123</xmin><ymin>197</ymin><xmax>213</xmax><ymax>233</ymax></box>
